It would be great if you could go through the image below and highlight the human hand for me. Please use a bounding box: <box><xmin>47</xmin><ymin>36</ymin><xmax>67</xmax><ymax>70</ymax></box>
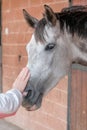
<box><xmin>12</xmin><ymin>67</ymin><xmax>30</xmax><ymax>93</ymax></box>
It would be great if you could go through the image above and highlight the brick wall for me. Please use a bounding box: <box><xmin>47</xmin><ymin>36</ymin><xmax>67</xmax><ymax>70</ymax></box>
<box><xmin>73</xmin><ymin>0</ymin><xmax>87</xmax><ymax>5</ymax></box>
<box><xmin>2</xmin><ymin>0</ymin><xmax>68</xmax><ymax>130</ymax></box>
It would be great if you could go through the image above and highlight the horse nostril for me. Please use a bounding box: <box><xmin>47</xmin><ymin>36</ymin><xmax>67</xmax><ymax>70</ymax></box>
<box><xmin>27</xmin><ymin>90</ymin><xmax>32</xmax><ymax>97</ymax></box>
<box><xmin>25</xmin><ymin>88</ymin><xmax>35</xmax><ymax>99</ymax></box>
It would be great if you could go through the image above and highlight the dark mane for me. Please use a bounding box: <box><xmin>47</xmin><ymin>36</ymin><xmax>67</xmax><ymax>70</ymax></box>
<box><xmin>35</xmin><ymin>18</ymin><xmax>47</xmax><ymax>42</ymax></box>
<box><xmin>61</xmin><ymin>5</ymin><xmax>87</xmax><ymax>12</ymax></box>
<box><xmin>35</xmin><ymin>5</ymin><xmax>87</xmax><ymax>42</ymax></box>
<box><xmin>58</xmin><ymin>5</ymin><xmax>87</xmax><ymax>38</ymax></box>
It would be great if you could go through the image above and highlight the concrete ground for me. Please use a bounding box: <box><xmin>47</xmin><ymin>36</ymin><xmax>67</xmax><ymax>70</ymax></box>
<box><xmin>0</xmin><ymin>119</ymin><xmax>23</xmax><ymax>130</ymax></box>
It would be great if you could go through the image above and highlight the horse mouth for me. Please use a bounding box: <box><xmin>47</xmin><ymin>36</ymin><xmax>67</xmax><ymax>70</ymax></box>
<box><xmin>22</xmin><ymin>91</ymin><xmax>43</xmax><ymax>111</ymax></box>
<box><xmin>25</xmin><ymin>103</ymin><xmax>40</xmax><ymax>111</ymax></box>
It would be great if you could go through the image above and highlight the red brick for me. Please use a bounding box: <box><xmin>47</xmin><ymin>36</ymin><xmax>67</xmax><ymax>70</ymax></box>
<box><xmin>73</xmin><ymin>0</ymin><xmax>87</xmax><ymax>5</ymax></box>
<box><xmin>45</xmin><ymin>88</ymin><xmax>67</xmax><ymax>106</ymax></box>
<box><xmin>3</xmin><ymin>45</ymin><xmax>27</xmax><ymax>56</ymax></box>
<box><xmin>55</xmin><ymin>0</ymin><xmax>68</xmax><ymax>1</ymax></box>
<box><xmin>30</xmin><ymin>0</ymin><xmax>42</xmax><ymax>6</ymax></box>
<box><xmin>6</xmin><ymin>109</ymin><xmax>51</xmax><ymax>130</ymax></box>
<box><xmin>2</xmin><ymin>34</ymin><xmax>7</xmax><ymax>43</ymax></box>
<box><xmin>3</xmin><ymin>77</ymin><xmax>14</xmax><ymax>92</ymax></box>
<box><xmin>4</xmin><ymin>34</ymin><xmax>18</xmax><ymax>44</ymax></box>
<box><xmin>17</xmin><ymin>56</ymin><xmax>28</xmax><ymax>68</ymax></box>
<box><xmin>33</xmin><ymin>122</ymin><xmax>51</xmax><ymax>130</ymax></box>
<box><xmin>3</xmin><ymin>45</ymin><xmax>18</xmax><ymax>55</ymax></box>
<box><xmin>3</xmin><ymin>55</ymin><xmax>27</xmax><ymax>67</ymax></box>
<box><xmin>56</xmin><ymin>76</ymin><xmax>68</xmax><ymax>91</ymax></box>
<box><xmin>25</xmin><ymin>111</ymin><xmax>67</xmax><ymax>130</ymax></box>
<box><xmin>42</xmin><ymin>0</ymin><xmax>55</xmax><ymax>4</ymax></box>
<box><xmin>3</xmin><ymin>33</ymin><xmax>24</xmax><ymax>44</ymax></box>
<box><xmin>9</xmin><ymin>108</ymin><xmax>66</xmax><ymax>130</ymax></box>
<box><xmin>10</xmin><ymin>0</ymin><xmax>29</xmax><ymax>10</ymax></box>
<box><xmin>3</xmin><ymin>66</ymin><xmax>20</xmax><ymax>79</ymax></box>
<box><xmin>2</xmin><ymin>9</ymin><xmax>24</xmax><ymax>23</ymax></box>
<box><xmin>50</xmin><ymin>2</ymin><xmax>68</xmax><ymax>12</ymax></box>
<box><xmin>2</xmin><ymin>12</ymin><xmax>7</xmax><ymax>23</ymax></box>
<box><xmin>3</xmin><ymin>55</ymin><xmax>19</xmax><ymax>66</ymax></box>
<box><xmin>13</xmin><ymin>9</ymin><xmax>25</xmax><ymax>21</ymax></box>
<box><xmin>2</xmin><ymin>0</ymin><xmax>10</xmax><ymax>11</ymax></box>
<box><xmin>17</xmin><ymin>33</ymin><xmax>28</xmax><ymax>44</ymax></box>
<box><xmin>4</xmin><ymin>22</ymin><xmax>20</xmax><ymax>34</ymax></box>
<box><xmin>18</xmin><ymin>21</ymin><xmax>30</xmax><ymax>33</ymax></box>
<box><xmin>2</xmin><ymin>11</ymin><xmax>15</xmax><ymax>23</ymax></box>
<box><xmin>18</xmin><ymin>46</ymin><xmax>27</xmax><ymax>56</ymax></box>
<box><xmin>41</xmin><ymin>99</ymin><xmax>67</xmax><ymax>121</ymax></box>
<box><xmin>2</xmin><ymin>33</ymin><xmax>32</xmax><ymax>45</ymax></box>
<box><xmin>25</xmin><ymin>6</ymin><xmax>43</xmax><ymax>19</ymax></box>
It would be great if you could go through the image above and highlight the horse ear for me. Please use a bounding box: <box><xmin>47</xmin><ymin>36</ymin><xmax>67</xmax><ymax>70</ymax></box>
<box><xmin>23</xmin><ymin>9</ymin><xmax>38</xmax><ymax>28</ymax></box>
<box><xmin>44</xmin><ymin>5</ymin><xmax>57</xmax><ymax>26</ymax></box>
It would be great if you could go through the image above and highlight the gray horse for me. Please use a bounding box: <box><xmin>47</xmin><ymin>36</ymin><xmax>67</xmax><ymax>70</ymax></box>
<box><xmin>22</xmin><ymin>5</ymin><xmax>87</xmax><ymax>111</ymax></box>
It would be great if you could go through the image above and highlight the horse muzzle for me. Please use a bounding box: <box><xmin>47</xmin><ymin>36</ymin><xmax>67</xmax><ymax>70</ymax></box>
<box><xmin>22</xmin><ymin>85</ymin><xmax>43</xmax><ymax>111</ymax></box>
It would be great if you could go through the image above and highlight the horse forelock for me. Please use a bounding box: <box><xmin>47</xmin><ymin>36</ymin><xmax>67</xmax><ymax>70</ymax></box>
<box><xmin>35</xmin><ymin>18</ymin><xmax>47</xmax><ymax>43</ymax></box>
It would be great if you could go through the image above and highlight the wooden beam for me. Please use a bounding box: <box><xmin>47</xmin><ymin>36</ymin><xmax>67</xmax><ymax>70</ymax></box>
<box><xmin>68</xmin><ymin>64</ymin><xmax>87</xmax><ymax>130</ymax></box>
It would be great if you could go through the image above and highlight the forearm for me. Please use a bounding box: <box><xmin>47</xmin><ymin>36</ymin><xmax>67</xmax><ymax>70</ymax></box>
<box><xmin>0</xmin><ymin>89</ymin><xmax>23</xmax><ymax>114</ymax></box>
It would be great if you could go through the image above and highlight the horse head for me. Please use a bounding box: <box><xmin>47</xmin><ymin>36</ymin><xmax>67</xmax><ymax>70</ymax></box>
<box><xmin>22</xmin><ymin>5</ymin><xmax>87</xmax><ymax>111</ymax></box>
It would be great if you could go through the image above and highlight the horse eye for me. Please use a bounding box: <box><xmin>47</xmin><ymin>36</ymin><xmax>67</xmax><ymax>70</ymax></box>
<box><xmin>45</xmin><ymin>43</ymin><xmax>55</xmax><ymax>51</ymax></box>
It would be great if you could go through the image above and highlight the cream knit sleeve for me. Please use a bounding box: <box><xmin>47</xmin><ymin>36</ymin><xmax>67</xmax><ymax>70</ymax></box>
<box><xmin>0</xmin><ymin>89</ymin><xmax>23</xmax><ymax>114</ymax></box>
